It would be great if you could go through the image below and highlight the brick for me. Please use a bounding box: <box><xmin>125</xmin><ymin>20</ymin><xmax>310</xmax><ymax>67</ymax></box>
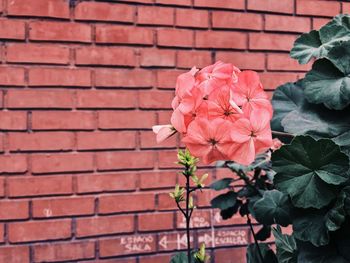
<box><xmin>32</xmin><ymin>153</ymin><xmax>94</xmax><ymax>174</ymax></box>
<box><xmin>0</xmin><ymin>178</ymin><xmax>4</xmax><ymax>197</ymax></box>
<box><xmin>139</xmin><ymin>170</ymin><xmax>177</xmax><ymax>189</ymax></box>
<box><xmin>212</xmin><ymin>12</ymin><xmax>263</xmax><ymax>30</ymax></box>
<box><xmin>177</xmin><ymin>209</ymin><xmax>211</xmax><ymax>229</ymax></box>
<box><xmin>76</xmin><ymin>215</ymin><xmax>134</xmax><ymax>237</ymax></box>
<box><xmin>99</xmin><ymin>193</ymin><xmax>155</xmax><ymax>214</ymax></box>
<box><xmin>0</xmin><ymin>67</ymin><xmax>25</xmax><ymax>86</ymax></box>
<box><xmin>177</xmin><ymin>50</ymin><xmax>211</xmax><ymax>69</ymax></box>
<box><xmin>9</xmin><ymin>132</ymin><xmax>74</xmax><ymax>152</ymax></box>
<box><xmin>0</xmin><ymin>19</ymin><xmax>25</xmax><ymax>40</ymax></box>
<box><xmin>313</xmin><ymin>18</ymin><xmax>330</xmax><ymax>30</ymax></box>
<box><xmin>98</xmin><ymin>111</ymin><xmax>156</xmax><ymax>129</ymax></box>
<box><xmin>267</xmin><ymin>53</ymin><xmax>311</xmax><ymax>71</ymax></box>
<box><xmin>138</xmin><ymin>212</ymin><xmax>174</xmax><ymax>231</ymax></box>
<box><xmin>7</xmin><ymin>0</ymin><xmax>69</xmax><ymax>18</ymax></box>
<box><xmin>139</xmin><ymin>90</ymin><xmax>173</xmax><ymax>109</ymax></box>
<box><xmin>0</xmin><ymin>246</ymin><xmax>30</xmax><ymax>263</ymax></box>
<box><xmin>140</xmin><ymin>130</ymin><xmax>177</xmax><ymax>149</ymax></box>
<box><xmin>75</xmin><ymin>47</ymin><xmax>135</xmax><ymax>66</ymax></box>
<box><xmin>265</xmin><ymin>15</ymin><xmax>311</xmax><ymax>33</ymax></box>
<box><xmin>156</xmin><ymin>70</ymin><xmax>185</xmax><ymax>89</ymax></box>
<box><xmin>297</xmin><ymin>0</ymin><xmax>340</xmax><ymax>17</ymax></box>
<box><xmin>157</xmin><ymin>28</ymin><xmax>193</xmax><ymax>47</ymax></box>
<box><xmin>32</xmin><ymin>111</ymin><xmax>95</xmax><ymax>130</ymax></box>
<box><xmin>77</xmin><ymin>131</ymin><xmax>136</xmax><ymax>150</ymax></box>
<box><xmin>0</xmin><ymin>155</ymin><xmax>27</xmax><ymax>173</ymax></box>
<box><xmin>0</xmin><ymin>111</ymin><xmax>26</xmax><ymax>130</ymax></box>
<box><xmin>34</xmin><ymin>242</ymin><xmax>95</xmax><ymax>262</ymax></box>
<box><xmin>8</xmin><ymin>175</ymin><xmax>73</xmax><ymax>197</ymax></box>
<box><xmin>0</xmin><ymin>201</ymin><xmax>29</xmax><ymax>220</ymax></box>
<box><xmin>0</xmin><ymin>223</ymin><xmax>3</xmax><ymax>243</ymax></box>
<box><xmin>344</xmin><ymin>3</ymin><xmax>350</xmax><ymax>14</ymax></box>
<box><xmin>139</xmin><ymin>255</ymin><xmax>171</xmax><ymax>263</ymax></box>
<box><xmin>100</xmin><ymin>234</ymin><xmax>156</xmax><ymax>257</ymax></box>
<box><xmin>260</xmin><ymin>72</ymin><xmax>299</xmax><ymax>90</ymax></box>
<box><xmin>7</xmin><ymin>90</ymin><xmax>73</xmax><ymax>109</ymax></box>
<box><xmin>176</xmin><ymin>9</ymin><xmax>208</xmax><ymax>28</ymax></box>
<box><xmin>158</xmin><ymin>150</ymin><xmax>180</xmax><ymax>169</ymax></box>
<box><xmin>97</xmin><ymin>151</ymin><xmax>154</xmax><ymax>171</ymax></box>
<box><xmin>95</xmin><ymin>69</ymin><xmax>154</xmax><ymax>88</ymax></box>
<box><xmin>140</xmin><ymin>49</ymin><xmax>176</xmax><ymax>67</ymax></box>
<box><xmin>75</xmin><ymin>2</ymin><xmax>134</xmax><ymax>22</ymax></box>
<box><xmin>215</xmin><ymin>247</ymin><xmax>246</xmax><ymax>263</ymax></box>
<box><xmin>76</xmin><ymin>90</ymin><xmax>137</xmax><ymax>109</ymax></box>
<box><xmin>249</xmin><ymin>33</ymin><xmax>296</xmax><ymax>51</ymax></box>
<box><xmin>194</xmin><ymin>0</ymin><xmax>245</xmax><ymax>10</ymax></box>
<box><xmin>96</xmin><ymin>25</ymin><xmax>153</xmax><ymax>45</ymax></box>
<box><xmin>157</xmin><ymin>192</ymin><xmax>177</xmax><ymax>210</ymax></box>
<box><xmin>29</xmin><ymin>68</ymin><xmax>91</xmax><ymax>87</ymax></box>
<box><xmin>248</xmin><ymin>0</ymin><xmax>294</xmax><ymax>14</ymax></box>
<box><xmin>0</xmin><ymin>134</ymin><xmax>3</xmax><ymax>152</ymax></box>
<box><xmin>30</xmin><ymin>21</ymin><xmax>91</xmax><ymax>42</ymax></box>
<box><xmin>76</xmin><ymin>172</ymin><xmax>137</xmax><ymax>193</ymax></box>
<box><xmin>33</xmin><ymin>197</ymin><xmax>94</xmax><ymax>218</ymax></box>
<box><xmin>216</xmin><ymin>52</ymin><xmax>265</xmax><ymax>70</ymax></box>
<box><xmin>6</xmin><ymin>43</ymin><xmax>69</xmax><ymax>64</ymax></box>
<box><xmin>9</xmin><ymin>220</ymin><xmax>71</xmax><ymax>243</ymax></box>
<box><xmin>156</xmin><ymin>0</ymin><xmax>191</xmax><ymax>5</ymax></box>
<box><xmin>117</xmin><ymin>0</ymin><xmax>153</xmax><ymax>4</ymax></box>
<box><xmin>138</xmin><ymin>6</ymin><xmax>174</xmax><ymax>25</ymax></box>
<box><xmin>196</xmin><ymin>31</ymin><xmax>247</xmax><ymax>49</ymax></box>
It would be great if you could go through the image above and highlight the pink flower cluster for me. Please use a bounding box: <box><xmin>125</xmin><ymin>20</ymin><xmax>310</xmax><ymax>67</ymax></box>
<box><xmin>153</xmin><ymin>61</ymin><xmax>273</xmax><ymax>165</ymax></box>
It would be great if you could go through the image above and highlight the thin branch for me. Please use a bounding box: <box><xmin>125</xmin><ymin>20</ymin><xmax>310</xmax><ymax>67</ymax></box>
<box><xmin>247</xmin><ymin>214</ymin><xmax>264</xmax><ymax>263</ymax></box>
<box><xmin>176</xmin><ymin>200</ymin><xmax>186</xmax><ymax>217</ymax></box>
<box><xmin>272</xmin><ymin>130</ymin><xmax>295</xmax><ymax>138</ymax></box>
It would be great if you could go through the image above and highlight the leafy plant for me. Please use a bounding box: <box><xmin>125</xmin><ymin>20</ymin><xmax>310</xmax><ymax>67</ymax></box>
<box><xmin>210</xmin><ymin>14</ymin><xmax>350</xmax><ymax>262</ymax></box>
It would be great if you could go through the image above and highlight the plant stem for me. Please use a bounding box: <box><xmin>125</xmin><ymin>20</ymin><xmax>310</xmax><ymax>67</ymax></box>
<box><xmin>247</xmin><ymin>214</ymin><xmax>264</xmax><ymax>263</ymax></box>
<box><xmin>185</xmin><ymin>166</ymin><xmax>191</xmax><ymax>263</ymax></box>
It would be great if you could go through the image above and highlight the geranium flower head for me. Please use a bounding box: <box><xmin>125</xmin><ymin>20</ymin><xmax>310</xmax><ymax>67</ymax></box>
<box><xmin>232</xmin><ymin>71</ymin><xmax>273</xmax><ymax>117</ymax></box>
<box><xmin>182</xmin><ymin>118</ymin><xmax>234</xmax><ymax>164</ymax></box>
<box><xmin>229</xmin><ymin>109</ymin><xmax>273</xmax><ymax>165</ymax></box>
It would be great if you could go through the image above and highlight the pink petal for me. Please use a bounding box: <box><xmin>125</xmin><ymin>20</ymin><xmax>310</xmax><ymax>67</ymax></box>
<box><xmin>231</xmin><ymin>119</ymin><xmax>251</xmax><ymax>143</ymax></box>
<box><xmin>254</xmin><ymin>125</ymin><xmax>273</xmax><ymax>154</ymax></box>
<box><xmin>229</xmin><ymin>139</ymin><xmax>256</xmax><ymax>165</ymax></box>
<box><xmin>249</xmin><ymin>109</ymin><xmax>271</xmax><ymax>133</ymax></box>
<box><xmin>156</xmin><ymin>126</ymin><xmax>176</xmax><ymax>143</ymax></box>
<box><xmin>171</xmin><ymin>108</ymin><xmax>186</xmax><ymax>133</ymax></box>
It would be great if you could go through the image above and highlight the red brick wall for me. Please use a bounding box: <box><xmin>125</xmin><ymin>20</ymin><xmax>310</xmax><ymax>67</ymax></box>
<box><xmin>0</xmin><ymin>0</ymin><xmax>346</xmax><ymax>262</ymax></box>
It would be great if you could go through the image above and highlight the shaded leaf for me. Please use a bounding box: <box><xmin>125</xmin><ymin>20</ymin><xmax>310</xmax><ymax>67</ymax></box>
<box><xmin>256</xmin><ymin>225</ymin><xmax>271</xmax><ymax>241</ymax></box>
<box><xmin>272</xmin><ymin>136</ymin><xmax>350</xmax><ymax>209</ymax></box>
<box><xmin>246</xmin><ymin>243</ymin><xmax>278</xmax><ymax>263</ymax></box>
<box><xmin>253</xmin><ymin>190</ymin><xmax>292</xmax><ymax>227</ymax></box>
<box><xmin>211</xmin><ymin>191</ymin><xmax>237</xmax><ymax>210</ymax></box>
<box><xmin>272</xmin><ymin>226</ymin><xmax>298</xmax><ymax>263</ymax></box>
<box><xmin>210</xmin><ymin>178</ymin><xmax>233</xmax><ymax>191</ymax></box>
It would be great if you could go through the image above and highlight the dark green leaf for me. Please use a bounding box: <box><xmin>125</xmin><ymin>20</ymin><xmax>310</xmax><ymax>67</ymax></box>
<box><xmin>302</xmin><ymin>44</ymin><xmax>350</xmax><ymax>110</ymax></box>
<box><xmin>210</xmin><ymin>178</ymin><xmax>233</xmax><ymax>191</ymax></box>
<box><xmin>325</xmin><ymin>192</ymin><xmax>347</xmax><ymax>232</ymax></box>
<box><xmin>290</xmin><ymin>14</ymin><xmax>350</xmax><ymax>64</ymax></box>
<box><xmin>253</xmin><ymin>190</ymin><xmax>292</xmax><ymax>227</ymax></box>
<box><xmin>220</xmin><ymin>199</ymin><xmax>242</xmax><ymax>220</ymax></box>
<box><xmin>293</xmin><ymin>210</ymin><xmax>329</xmax><ymax>247</ymax></box>
<box><xmin>272</xmin><ymin>226</ymin><xmax>298</xmax><ymax>263</ymax></box>
<box><xmin>246</xmin><ymin>243</ymin><xmax>278</xmax><ymax>263</ymax></box>
<box><xmin>256</xmin><ymin>225</ymin><xmax>271</xmax><ymax>241</ymax></box>
<box><xmin>170</xmin><ymin>252</ymin><xmax>198</xmax><ymax>263</ymax></box>
<box><xmin>211</xmin><ymin>191</ymin><xmax>237</xmax><ymax>210</ymax></box>
<box><xmin>272</xmin><ymin>136</ymin><xmax>350</xmax><ymax>209</ymax></box>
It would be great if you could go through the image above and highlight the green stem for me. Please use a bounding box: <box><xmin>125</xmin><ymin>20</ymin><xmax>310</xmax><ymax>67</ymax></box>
<box><xmin>247</xmin><ymin>214</ymin><xmax>264</xmax><ymax>263</ymax></box>
<box><xmin>185</xmin><ymin>166</ymin><xmax>191</xmax><ymax>263</ymax></box>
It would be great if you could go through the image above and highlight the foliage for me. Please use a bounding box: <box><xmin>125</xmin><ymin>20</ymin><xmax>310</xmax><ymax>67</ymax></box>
<box><xmin>210</xmin><ymin>14</ymin><xmax>350</xmax><ymax>262</ymax></box>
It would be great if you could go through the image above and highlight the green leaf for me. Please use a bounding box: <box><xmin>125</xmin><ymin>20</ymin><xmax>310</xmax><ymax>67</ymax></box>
<box><xmin>290</xmin><ymin>30</ymin><xmax>323</xmax><ymax>64</ymax></box>
<box><xmin>256</xmin><ymin>225</ymin><xmax>271</xmax><ymax>241</ymax></box>
<box><xmin>246</xmin><ymin>243</ymin><xmax>278</xmax><ymax>263</ymax></box>
<box><xmin>170</xmin><ymin>252</ymin><xmax>198</xmax><ymax>263</ymax></box>
<box><xmin>325</xmin><ymin>192</ymin><xmax>347</xmax><ymax>232</ymax></box>
<box><xmin>290</xmin><ymin>14</ymin><xmax>350</xmax><ymax>64</ymax></box>
<box><xmin>272</xmin><ymin>226</ymin><xmax>298</xmax><ymax>263</ymax></box>
<box><xmin>210</xmin><ymin>178</ymin><xmax>233</xmax><ymax>191</ymax></box>
<box><xmin>272</xmin><ymin>136</ymin><xmax>350</xmax><ymax>209</ymax></box>
<box><xmin>302</xmin><ymin>42</ymin><xmax>350</xmax><ymax>110</ymax></box>
<box><xmin>293</xmin><ymin>209</ymin><xmax>329</xmax><ymax>247</ymax></box>
<box><xmin>271</xmin><ymin>82</ymin><xmax>304</xmax><ymax>132</ymax></box>
<box><xmin>211</xmin><ymin>191</ymin><xmax>237</xmax><ymax>210</ymax></box>
<box><xmin>271</xmin><ymin>82</ymin><xmax>350</xmax><ymax>139</ymax></box>
<box><xmin>253</xmin><ymin>190</ymin><xmax>292</xmax><ymax>227</ymax></box>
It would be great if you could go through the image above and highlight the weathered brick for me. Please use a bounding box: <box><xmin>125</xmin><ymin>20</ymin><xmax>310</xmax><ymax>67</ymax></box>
<box><xmin>98</xmin><ymin>111</ymin><xmax>156</xmax><ymax>129</ymax></box>
<box><xmin>216</xmin><ymin>51</ymin><xmax>265</xmax><ymax>70</ymax></box>
<box><xmin>157</xmin><ymin>28</ymin><xmax>193</xmax><ymax>47</ymax></box>
<box><xmin>75</xmin><ymin>2</ymin><xmax>134</xmax><ymax>22</ymax></box>
<box><xmin>194</xmin><ymin>0</ymin><xmax>245</xmax><ymax>10</ymax></box>
<box><xmin>248</xmin><ymin>0</ymin><xmax>294</xmax><ymax>14</ymax></box>
<box><xmin>177</xmin><ymin>50</ymin><xmax>212</xmax><ymax>69</ymax></box>
<box><xmin>249</xmin><ymin>33</ymin><xmax>296</xmax><ymax>51</ymax></box>
<box><xmin>7</xmin><ymin>0</ymin><xmax>69</xmax><ymax>18</ymax></box>
<box><xmin>95</xmin><ymin>69</ymin><xmax>154</xmax><ymax>88</ymax></box>
<box><xmin>0</xmin><ymin>201</ymin><xmax>29</xmax><ymax>220</ymax></box>
<box><xmin>265</xmin><ymin>15</ymin><xmax>311</xmax><ymax>33</ymax></box>
<box><xmin>77</xmin><ymin>131</ymin><xmax>136</xmax><ymax>150</ymax></box>
<box><xmin>212</xmin><ymin>12</ymin><xmax>263</xmax><ymax>30</ymax></box>
<box><xmin>0</xmin><ymin>111</ymin><xmax>26</xmax><ymax>130</ymax></box>
<box><xmin>0</xmin><ymin>246</ymin><xmax>30</xmax><ymax>263</ymax></box>
<box><xmin>176</xmin><ymin>9</ymin><xmax>209</xmax><ymax>28</ymax></box>
<box><xmin>138</xmin><ymin>6</ymin><xmax>174</xmax><ymax>25</ymax></box>
<box><xmin>138</xmin><ymin>90</ymin><xmax>174</xmax><ymax>109</ymax></box>
<box><xmin>0</xmin><ymin>155</ymin><xmax>27</xmax><ymax>173</ymax></box>
<box><xmin>0</xmin><ymin>67</ymin><xmax>25</xmax><ymax>86</ymax></box>
<box><xmin>297</xmin><ymin>0</ymin><xmax>341</xmax><ymax>17</ymax></box>
<box><xmin>138</xmin><ymin>213</ymin><xmax>174</xmax><ymax>231</ymax></box>
<box><xmin>0</xmin><ymin>20</ymin><xmax>25</xmax><ymax>40</ymax></box>
<box><xmin>140</xmin><ymin>49</ymin><xmax>176</xmax><ymax>67</ymax></box>
<box><xmin>196</xmin><ymin>31</ymin><xmax>247</xmax><ymax>49</ymax></box>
